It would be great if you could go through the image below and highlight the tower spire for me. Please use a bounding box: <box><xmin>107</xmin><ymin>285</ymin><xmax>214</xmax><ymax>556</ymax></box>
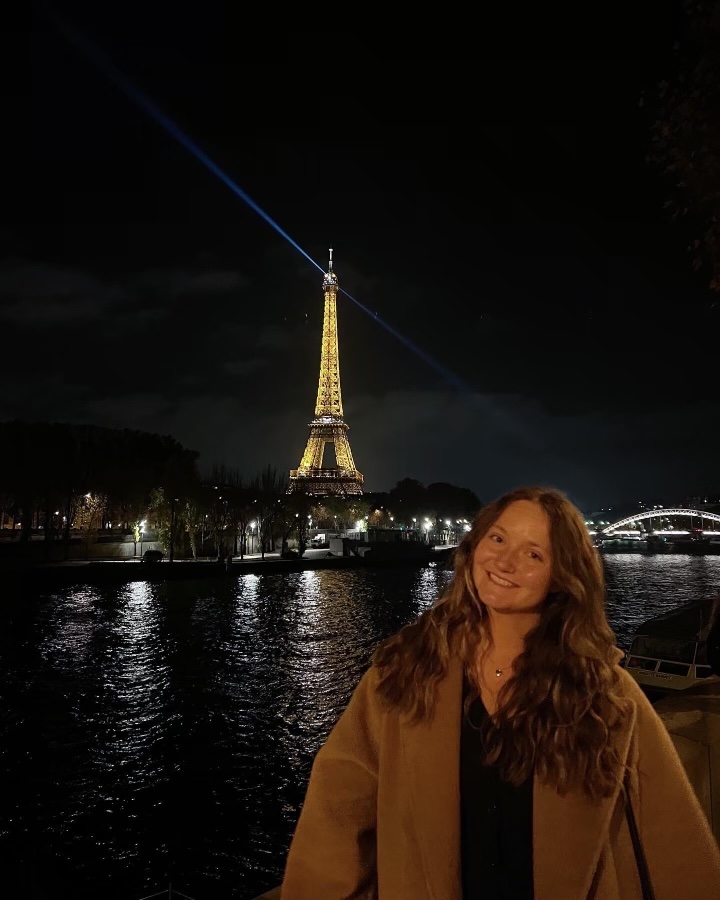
<box><xmin>289</xmin><ymin>252</ymin><xmax>364</xmax><ymax>497</ymax></box>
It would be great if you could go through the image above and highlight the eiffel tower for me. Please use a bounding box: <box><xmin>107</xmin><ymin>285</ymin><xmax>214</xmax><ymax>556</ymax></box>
<box><xmin>288</xmin><ymin>250</ymin><xmax>364</xmax><ymax>497</ymax></box>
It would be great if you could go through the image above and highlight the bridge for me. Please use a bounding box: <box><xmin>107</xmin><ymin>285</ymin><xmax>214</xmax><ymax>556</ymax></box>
<box><xmin>597</xmin><ymin>509</ymin><xmax>720</xmax><ymax>537</ymax></box>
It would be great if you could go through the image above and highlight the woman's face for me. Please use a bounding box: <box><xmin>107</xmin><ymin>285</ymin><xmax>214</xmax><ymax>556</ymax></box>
<box><xmin>472</xmin><ymin>500</ymin><xmax>554</xmax><ymax>618</ymax></box>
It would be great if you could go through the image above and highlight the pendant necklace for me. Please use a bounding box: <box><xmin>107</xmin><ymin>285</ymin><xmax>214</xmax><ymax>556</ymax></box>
<box><xmin>489</xmin><ymin>655</ymin><xmax>516</xmax><ymax>678</ymax></box>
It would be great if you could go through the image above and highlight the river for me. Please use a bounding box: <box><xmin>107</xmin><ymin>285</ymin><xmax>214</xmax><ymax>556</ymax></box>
<box><xmin>1</xmin><ymin>554</ymin><xmax>718</xmax><ymax>900</ymax></box>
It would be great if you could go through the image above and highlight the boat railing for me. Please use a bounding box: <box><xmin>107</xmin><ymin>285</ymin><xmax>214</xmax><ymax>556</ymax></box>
<box><xmin>625</xmin><ymin>653</ymin><xmax>718</xmax><ymax>680</ymax></box>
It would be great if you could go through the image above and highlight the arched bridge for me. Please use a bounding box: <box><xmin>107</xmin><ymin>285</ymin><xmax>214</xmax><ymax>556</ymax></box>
<box><xmin>600</xmin><ymin>509</ymin><xmax>720</xmax><ymax>535</ymax></box>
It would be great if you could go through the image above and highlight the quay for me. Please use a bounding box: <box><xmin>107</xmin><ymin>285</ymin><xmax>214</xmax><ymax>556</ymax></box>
<box><xmin>0</xmin><ymin>545</ymin><xmax>454</xmax><ymax>585</ymax></box>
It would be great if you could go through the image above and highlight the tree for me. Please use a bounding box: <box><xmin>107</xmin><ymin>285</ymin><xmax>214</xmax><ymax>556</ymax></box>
<box><xmin>73</xmin><ymin>491</ymin><xmax>107</xmax><ymax>558</ymax></box>
<box><xmin>206</xmin><ymin>487</ymin><xmax>230</xmax><ymax>559</ymax></box>
<box><xmin>345</xmin><ymin>498</ymin><xmax>371</xmax><ymax>528</ymax></box>
<box><xmin>368</xmin><ymin>507</ymin><xmax>393</xmax><ymax>528</ymax></box>
<box><xmin>389</xmin><ymin>478</ymin><xmax>427</xmax><ymax>525</ymax></box>
<box><xmin>225</xmin><ymin>477</ymin><xmax>255</xmax><ymax>558</ymax></box>
<box><xmin>426</xmin><ymin>482</ymin><xmax>481</xmax><ymax>519</ymax></box>
<box><xmin>148</xmin><ymin>488</ymin><xmax>185</xmax><ymax>561</ymax></box>
<box><xmin>276</xmin><ymin>492</ymin><xmax>314</xmax><ymax>557</ymax></box>
<box><xmin>648</xmin><ymin>0</ymin><xmax>720</xmax><ymax>292</ymax></box>
<box><xmin>251</xmin><ymin>466</ymin><xmax>288</xmax><ymax>558</ymax></box>
<box><xmin>158</xmin><ymin>447</ymin><xmax>200</xmax><ymax>561</ymax></box>
<box><xmin>0</xmin><ymin>421</ymin><xmax>203</xmax><ymax>560</ymax></box>
<box><xmin>0</xmin><ymin>488</ymin><xmax>14</xmax><ymax>532</ymax></box>
<box><xmin>320</xmin><ymin>495</ymin><xmax>352</xmax><ymax>530</ymax></box>
<box><xmin>183</xmin><ymin>496</ymin><xmax>204</xmax><ymax>560</ymax></box>
<box><xmin>0</xmin><ymin>422</ymin><xmax>48</xmax><ymax>543</ymax></box>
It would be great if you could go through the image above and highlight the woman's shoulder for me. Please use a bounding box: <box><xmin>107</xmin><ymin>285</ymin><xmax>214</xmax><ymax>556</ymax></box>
<box><xmin>614</xmin><ymin>665</ymin><xmax>681</xmax><ymax>736</ymax></box>
<box><xmin>347</xmin><ymin>662</ymin><xmax>392</xmax><ymax>717</ymax></box>
<box><xmin>359</xmin><ymin>662</ymin><xmax>383</xmax><ymax>694</ymax></box>
<box><xmin>615</xmin><ymin>665</ymin><xmax>652</xmax><ymax>707</ymax></box>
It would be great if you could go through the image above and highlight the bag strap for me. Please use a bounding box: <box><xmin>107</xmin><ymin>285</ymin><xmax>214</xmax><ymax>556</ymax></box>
<box><xmin>624</xmin><ymin>770</ymin><xmax>656</xmax><ymax>900</ymax></box>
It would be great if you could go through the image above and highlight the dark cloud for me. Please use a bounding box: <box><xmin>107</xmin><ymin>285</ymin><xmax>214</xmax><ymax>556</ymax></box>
<box><xmin>131</xmin><ymin>267</ymin><xmax>250</xmax><ymax>297</ymax></box>
<box><xmin>0</xmin><ymin>260</ymin><xmax>250</xmax><ymax>325</ymax></box>
<box><xmin>0</xmin><ymin>261</ymin><xmax>124</xmax><ymax>323</ymax></box>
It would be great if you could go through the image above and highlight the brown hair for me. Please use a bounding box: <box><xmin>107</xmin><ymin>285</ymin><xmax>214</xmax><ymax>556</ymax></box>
<box><xmin>372</xmin><ymin>486</ymin><xmax>631</xmax><ymax>800</ymax></box>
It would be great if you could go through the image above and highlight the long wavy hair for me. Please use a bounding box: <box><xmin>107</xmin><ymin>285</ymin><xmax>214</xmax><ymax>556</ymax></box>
<box><xmin>372</xmin><ymin>486</ymin><xmax>632</xmax><ymax>800</ymax></box>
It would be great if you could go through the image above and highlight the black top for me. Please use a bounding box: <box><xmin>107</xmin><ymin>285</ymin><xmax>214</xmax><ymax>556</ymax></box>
<box><xmin>460</xmin><ymin>677</ymin><xmax>534</xmax><ymax>900</ymax></box>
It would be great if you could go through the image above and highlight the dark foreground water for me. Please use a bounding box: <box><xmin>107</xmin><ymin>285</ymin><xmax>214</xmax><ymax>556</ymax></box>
<box><xmin>1</xmin><ymin>555</ymin><xmax>719</xmax><ymax>900</ymax></box>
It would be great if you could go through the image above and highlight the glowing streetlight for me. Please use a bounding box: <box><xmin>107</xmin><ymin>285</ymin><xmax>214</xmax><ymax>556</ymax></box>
<box><xmin>249</xmin><ymin>521</ymin><xmax>257</xmax><ymax>554</ymax></box>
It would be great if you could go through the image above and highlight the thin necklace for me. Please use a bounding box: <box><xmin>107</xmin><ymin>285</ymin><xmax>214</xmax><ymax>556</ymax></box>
<box><xmin>487</xmin><ymin>652</ymin><xmax>518</xmax><ymax>678</ymax></box>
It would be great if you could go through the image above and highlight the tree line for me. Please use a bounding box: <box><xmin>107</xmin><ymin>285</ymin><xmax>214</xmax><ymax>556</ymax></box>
<box><xmin>0</xmin><ymin>421</ymin><xmax>482</xmax><ymax>560</ymax></box>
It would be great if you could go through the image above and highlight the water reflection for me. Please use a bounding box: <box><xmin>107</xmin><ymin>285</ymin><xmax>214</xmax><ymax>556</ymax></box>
<box><xmin>0</xmin><ymin>556</ymin><xmax>718</xmax><ymax>899</ymax></box>
<box><xmin>604</xmin><ymin>555</ymin><xmax>720</xmax><ymax>649</ymax></box>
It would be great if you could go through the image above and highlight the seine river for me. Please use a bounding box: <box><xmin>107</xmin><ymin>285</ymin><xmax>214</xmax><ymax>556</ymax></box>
<box><xmin>1</xmin><ymin>555</ymin><xmax>719</xmax><ymax>900</ymax></box>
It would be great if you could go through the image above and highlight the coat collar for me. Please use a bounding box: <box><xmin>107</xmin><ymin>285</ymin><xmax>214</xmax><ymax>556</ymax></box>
<box><xmin>402</xmin><ymin>656</ymin><xmax>638</xmax><ymax>900</ymax></box>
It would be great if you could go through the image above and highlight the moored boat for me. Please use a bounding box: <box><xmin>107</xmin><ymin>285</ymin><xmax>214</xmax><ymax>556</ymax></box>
<box><xmin>622</xmin><ymin>595</ymin><xmax>720</xmax><ymax>694</ymax></box>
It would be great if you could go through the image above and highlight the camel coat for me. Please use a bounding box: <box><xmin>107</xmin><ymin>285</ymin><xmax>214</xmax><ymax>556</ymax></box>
<box><xmin>281</xmin><ymin>658</ymin><xmax>720</xmax><ymax>899</ymax></box>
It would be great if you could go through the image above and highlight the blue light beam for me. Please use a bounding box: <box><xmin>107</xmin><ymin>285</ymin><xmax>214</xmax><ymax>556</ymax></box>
<box><xmin>41</xmin><ymin>3</ymin><xmax>477</xmax><ymax>395</ymax></box>
<box><xmin>39</xmin><ymin>3</ymin><xmax>323</xmax><ymax>277</ymax></box>
<box><xmin>338</xmin><ymin>287</ymin><xmax>472</xmax><ymax>394</ymax></box>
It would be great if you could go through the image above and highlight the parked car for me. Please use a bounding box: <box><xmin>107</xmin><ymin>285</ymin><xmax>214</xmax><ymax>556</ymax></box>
<box><xmin>142</xmin><ymin>549</ymin><xmax>163</xmax><ymax>564</ymax></box>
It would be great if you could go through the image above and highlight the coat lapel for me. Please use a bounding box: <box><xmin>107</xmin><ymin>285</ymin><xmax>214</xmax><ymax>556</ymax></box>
<box><xmin>533</xmin><ymin>698</ymin><xmax>638</xmax><ymax>900</ymax></box>
<box><xmin>402</xmin><ymin>655</ymin><xmax>464</xmax><ymax>900</ymax></box>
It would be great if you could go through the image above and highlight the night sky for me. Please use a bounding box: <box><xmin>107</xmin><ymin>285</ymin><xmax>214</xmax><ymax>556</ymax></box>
<box><xmin>18</xmin><ymin>5</ymin><xmax>719</xmax><ymax>511</ymax></box>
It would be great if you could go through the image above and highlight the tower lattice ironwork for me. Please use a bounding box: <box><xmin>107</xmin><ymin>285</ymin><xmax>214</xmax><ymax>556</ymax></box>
<box><xmin>288</xmin><ymin>250</ymin><xmax>364</xmax><ymax>496</ymax></box>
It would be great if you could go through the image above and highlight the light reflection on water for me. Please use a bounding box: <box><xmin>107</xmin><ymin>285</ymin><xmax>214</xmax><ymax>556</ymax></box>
<box><xmin>0</xmin><ymin>556</ymin><xmax>718</xmax><ymax>899</ymax></box>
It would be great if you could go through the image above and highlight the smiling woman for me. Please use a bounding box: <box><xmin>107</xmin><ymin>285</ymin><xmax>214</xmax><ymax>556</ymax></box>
<box><xmin>280</xmin><ymin>486</ymin><xmax>720</xmax><ymax>900</ymax></box>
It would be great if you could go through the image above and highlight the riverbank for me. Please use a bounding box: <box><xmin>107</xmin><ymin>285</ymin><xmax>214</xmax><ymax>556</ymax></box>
<box><xmin>0</xmin><ymin>547</ymin><xmax>454</xmax><ymax>584</ymax></box>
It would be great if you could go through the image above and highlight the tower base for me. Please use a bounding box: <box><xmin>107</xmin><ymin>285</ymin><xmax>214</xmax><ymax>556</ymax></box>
<box><xmin>288</xmin><ymin>468</ymin><xmax>364</xmax><ymax>497</ymax></box>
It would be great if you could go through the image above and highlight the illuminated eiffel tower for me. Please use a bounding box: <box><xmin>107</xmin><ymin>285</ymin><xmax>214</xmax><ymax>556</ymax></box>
<box><xmin>288</xmin><ymin>250</ymin><xmax>364</xmax><ymax>497</ymax></box>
